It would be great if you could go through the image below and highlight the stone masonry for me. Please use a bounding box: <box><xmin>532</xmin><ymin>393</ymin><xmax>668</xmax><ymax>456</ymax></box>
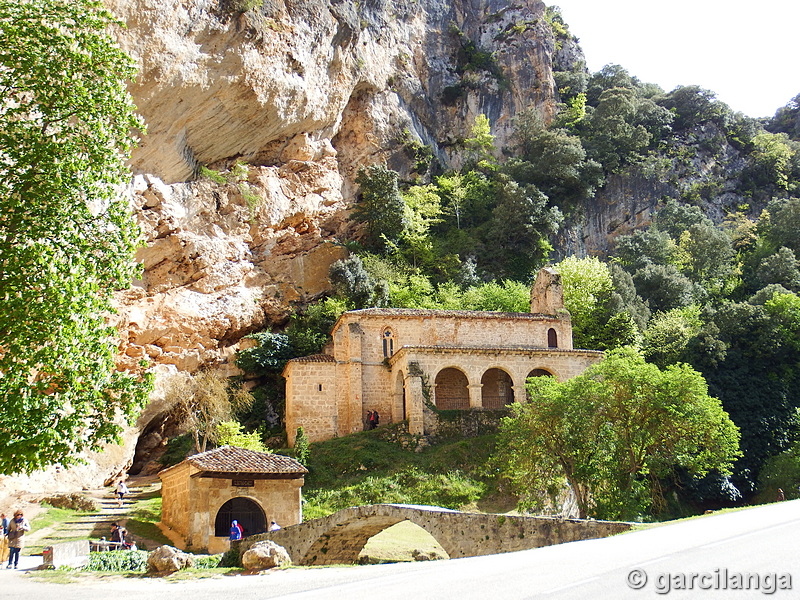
<box><xmin>239</xmin><ymin>504</ymin><xmax>633</xmax><ymax>566</ymax></box>
<box><xmin>283</xmin><ymin>268</ymin><xmax>603</xmax><ymax>445</ymax></box>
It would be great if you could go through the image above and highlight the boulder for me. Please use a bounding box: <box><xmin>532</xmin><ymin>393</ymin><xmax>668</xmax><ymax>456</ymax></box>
<box><xmin>147</xmin><ymin>545</ymin><xmax>195</xmax><ymax>573</ymax></box>
<box><xmin>241</xmin><ymin>540</ymin><xmax>292</xmax><ymax>571</ymax></box>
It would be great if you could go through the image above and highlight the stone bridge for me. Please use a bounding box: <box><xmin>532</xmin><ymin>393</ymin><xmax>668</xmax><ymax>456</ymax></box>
<box><xmin>237</xmin><ymin>504</ymin><xmax>633</xmax><ymax>565</ymax></box>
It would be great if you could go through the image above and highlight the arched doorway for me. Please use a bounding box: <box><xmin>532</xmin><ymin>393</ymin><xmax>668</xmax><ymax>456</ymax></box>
<box><xmin>547</xmin><ymin>328</ymin><xmax>558</xmax><ymax>348</ymax></box>
<box><xmin>214</xmin><ymin>497</ymin><xmax>266</xmax><ymax>538</ymax></box>
<box><xmin>434</xmin><ymin>368</ymin><xmax>469</xmax><ymax>410</ymax></box>
<box><xmin>526</xmin><ymin>368</ymin><xmax>554</xmax><ymax>400</ymax></box>
<box><xmin>481</xmin><ymin>368</ymin><xmax>514</xmax><ymax>408</ymax></box>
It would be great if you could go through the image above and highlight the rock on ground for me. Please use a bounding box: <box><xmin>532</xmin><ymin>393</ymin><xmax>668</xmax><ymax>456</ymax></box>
<box><xmin>147</xmin><ymin>545</ymin><xmax>195</xmax><ymax>573</ymax></box>
<box><xmin>241</xmin><ymin>540</ymin><xmax>292</xmax><ymax>571</ymax></box>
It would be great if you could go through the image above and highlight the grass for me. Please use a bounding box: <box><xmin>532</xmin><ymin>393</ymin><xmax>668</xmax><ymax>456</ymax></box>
<box><xmin>302</xmin><ymin>424</ymin><xmax>508</xmax><ymax>518</ymax></box>
<box><xmin>124</xmin><ymin>495</ymin><xmax>171</xmax><ymax>549</ymax></box>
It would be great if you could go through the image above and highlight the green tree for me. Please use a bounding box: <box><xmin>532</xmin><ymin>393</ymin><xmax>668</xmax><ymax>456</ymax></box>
<box><xmin>216</xmin><ymin>421</ymin><xmax>268</xmax><ymax>452</ymax></box>
<box><xmin>463</xmin><ymin>114</ymin><xmax>496</xmax><ymax>167</ymax></box>
<box><xmin>352</xmin><ymin>164</ymin><xmax>407</xmax><ymax>252</ymax></box>
<box><xmin>485</xmin><ymin>176</ymin><xmax>561</xmax><ymax>280</ymax></box>
<box><xmin>642</xmin><ymin>306</ymin><xmax>703</xmax><ymax>368</ymax></box>
<box><xmin>496</xmin><ymin>347</ymin><xmax>740</xmax><ymax>519</ymax></box>
<box><xmin>399</xmin><ymin>184</ymin><xmax>443</xmax><ymax>268</ymax></box>
<box><xmin>165</xmin><ymin>372</ymin><xmax>255</xmax><ymax>454</ymax></box>
<box><xmin>0</xmin><ymin>0</ymin><xmax>151</xmax><ymax>473</ymax></box>
<box><xmin>556</xmin><ymin>256</ymin><xmax>639</xmax><ymax>350</ymax></box>
<box><xmin>507</xmin><ymin>109</ymin><xmax>603</xmax><ymax>209</ymax></box>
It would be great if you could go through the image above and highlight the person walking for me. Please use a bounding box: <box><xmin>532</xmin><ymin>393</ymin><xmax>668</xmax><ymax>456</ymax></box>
<box><xmin>115</xmin><ymin>479</ymin><xmax>129</xmax><ymax>508</ymax></box>
<box><xmin>7</xmin><ymin>510</ymin><xmax>30</xmax><ymax>569</ymax></box>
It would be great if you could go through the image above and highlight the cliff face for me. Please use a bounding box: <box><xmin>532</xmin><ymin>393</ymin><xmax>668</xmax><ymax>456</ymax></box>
<box><xmin>106</xmin><ymin>0</ymin><xmax>565</xmax><ymax>377</ymax></box>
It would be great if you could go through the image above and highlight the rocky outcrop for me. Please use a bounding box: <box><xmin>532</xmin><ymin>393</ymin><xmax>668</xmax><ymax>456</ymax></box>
<box><xmin>107</xmin><ymin>0</ymin><xmax>560</xmax><ymax>184</ymax></box>
<box><xmin>102</xmin><ymin>0</ymin><xmax>565</xmax><ymax>383</ymax></box>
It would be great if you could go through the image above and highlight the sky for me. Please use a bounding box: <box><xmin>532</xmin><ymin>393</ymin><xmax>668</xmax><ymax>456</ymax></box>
<box><xmin>551</xmin><ymin>0</ymin><xmax>799</xmax><ymax>118</ymax></box>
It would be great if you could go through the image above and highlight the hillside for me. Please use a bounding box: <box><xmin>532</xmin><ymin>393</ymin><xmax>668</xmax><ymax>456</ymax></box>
<box><xmin>2</xmin><ymin>0</ymin><xmax>799</xmax><ymax>516</ymax></box>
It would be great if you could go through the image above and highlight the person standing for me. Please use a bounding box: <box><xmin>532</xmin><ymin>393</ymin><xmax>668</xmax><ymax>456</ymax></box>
<box><xmin>269</xmin><ymin>520</ymin><xmax>281</xmax><ymax>532</ymax></box>
<box><xmin>110</xmin><ymin>522</ymin><xmax>127</xmax><ymax>548</ymax></box>
<box><xmin>7</xmin><ymin>510</ymin><xmax>30</xmax><ymax>569</ymax></box>
<box><xmin>365</xmin><ymin>410</ymin><xmax>373</xmax><ymax>431</ymax></box>
<box><xmin>0</xmin><ymin>513</ymin><xmax>8</xmax><ymax>564</ymax></box>
<box><xmin>229</xmin><ymin>519</ymin><xmax>243</xmax><ymax>541</ymax></box>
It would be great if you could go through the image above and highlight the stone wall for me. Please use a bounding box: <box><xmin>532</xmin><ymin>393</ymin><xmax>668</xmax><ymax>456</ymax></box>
<box><xmin>239</xmin><ymin>504</ymin><xmax>633</xmax><ymax>566</ymax></box>
<box><xmin>284</xmin><ymin>357</ymin><xmax>338</xmax><ymax>445</ymax></box>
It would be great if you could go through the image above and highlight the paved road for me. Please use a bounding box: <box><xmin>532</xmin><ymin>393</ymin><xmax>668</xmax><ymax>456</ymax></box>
<box><xmin>3</xmin><ymin>500</ymin><xmax>798</xmax><ymax>600</ymax></box>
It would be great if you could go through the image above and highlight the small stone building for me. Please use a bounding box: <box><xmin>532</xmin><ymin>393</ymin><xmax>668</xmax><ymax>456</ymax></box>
<box><xmin>159</xmin><ymin>445</ymin><xmax>307</xmax><ymax>553</ymax></box>
<box><xmin>284</xmin><ymin>268</ymin><xmax>603</xmax><ymax>445</ymax></box>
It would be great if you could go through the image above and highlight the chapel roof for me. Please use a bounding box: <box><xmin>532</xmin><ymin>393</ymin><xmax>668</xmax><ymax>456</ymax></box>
<box><xmin>343</xmin><ymin>308</ymin><xmax>560</xmax><ymax>320</ymax></box>
<box><xmin>172</xmin><ymin>445</ymin><xmax>307</xmax><ymax>475</ymax></box>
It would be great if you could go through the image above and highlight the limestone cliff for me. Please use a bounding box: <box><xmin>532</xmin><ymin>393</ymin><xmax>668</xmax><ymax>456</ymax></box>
<box><xmin>106</xmin><ymin>0</ymin><xmax>566</xmax><ymax>378</ymax></box>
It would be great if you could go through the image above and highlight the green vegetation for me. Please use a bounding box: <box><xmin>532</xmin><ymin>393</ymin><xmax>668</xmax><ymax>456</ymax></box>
<box><xmin>125</xmin><ymin>494</ymin><xmax>172</xmax><ymax>548</ymax></box>
<box><xmin>496</xmin><ymin>347</ymin><xmax>740</xmax><ymax>520</ymax></box>
<box><xmin>302</xmin><ymin>425</ymin><xmax>503</xmax><ymax>518</ymax></box>
<box><xmin>0</xmin><ymin>0</ymin><xmax>152</xmax><ymax>473</ymax></box>
<box><xmin>231</xmin><ymin>23</ymin><xmax>800</xmax><ymax>521</ymax></box>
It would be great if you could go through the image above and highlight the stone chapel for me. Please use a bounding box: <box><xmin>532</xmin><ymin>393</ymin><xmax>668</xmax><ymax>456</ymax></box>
<box><xmin>283</xmin><ymin>268</ymin><xmax>603</xmax><ymax>445</ymax></box>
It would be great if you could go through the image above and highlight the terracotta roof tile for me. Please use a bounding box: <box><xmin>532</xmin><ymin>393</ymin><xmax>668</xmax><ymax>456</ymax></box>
<box><xmin>187</xmin><ymin>446</ymin><xmax>307</xmax><ymax>474</ymax></box>
<box><xmin>348</xmin><ymin>308</ymin><xmax>559</xmax><ymax>319</ymax></box>
<box><xmin>286</xmin><ymin>354</ymin><xmax>335</xmax><ymax>364</ymax></box>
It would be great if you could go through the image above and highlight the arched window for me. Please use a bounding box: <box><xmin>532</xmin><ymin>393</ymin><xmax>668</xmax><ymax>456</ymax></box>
<box><xmin>547</xmin><ymin>328</ymin><xmax>558</xmax><ymax>348</ymax></box>
<box><xmin>382</xmin><ymin>328</ymin><xmax>395</xmax><ymax>358</ymax></box>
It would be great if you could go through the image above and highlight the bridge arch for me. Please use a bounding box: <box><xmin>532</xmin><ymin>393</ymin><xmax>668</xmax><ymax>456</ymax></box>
<box><xmin>301</xmin><ymin>515</ymin><xmax>450</xmax><ymax>565</ymax></box>
<box><xmin>240</xmin><ymin>504</ymin><xmax>634</xmax><ymax>566</ymax></box>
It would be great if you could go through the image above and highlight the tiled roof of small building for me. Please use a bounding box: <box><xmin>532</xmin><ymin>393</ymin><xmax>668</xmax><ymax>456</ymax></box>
<box><xmin>186</xmin><ymin>445</ymin><xmax>308</xmax><ymax>474</ymax></box>
<box><xmin>287</xmin><ymin>353</ymin><xmax>335</xmax><ymax>363</ymax></box>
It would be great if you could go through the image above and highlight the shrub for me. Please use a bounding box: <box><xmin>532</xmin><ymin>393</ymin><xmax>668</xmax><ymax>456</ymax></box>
<box><xmin>84</xmin><ymin>550</ymin><xmax>149</xmax><ymax>572</ymax></box>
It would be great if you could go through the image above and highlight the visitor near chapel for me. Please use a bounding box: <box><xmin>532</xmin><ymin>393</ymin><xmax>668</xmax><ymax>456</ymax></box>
<box><xmin>230</xmin><ymin>519</ymin><xmax>243</xmax><ymax>541</ymax></box>
<box><xmin>6</xmin><ymin>510</ymin><xmax>30</xmax><ymax>569</ymax></box>
<box><xmin>269</xmin><ymin>520</ymin><xmax>281</xmax><ymax>532</ymax></box>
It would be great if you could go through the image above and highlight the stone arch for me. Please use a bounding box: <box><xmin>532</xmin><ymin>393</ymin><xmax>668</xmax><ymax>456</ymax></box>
<box><xmin>300</xmin><ymin>514</ymin><xmax>453</xmax><ymax>565</ymax></box>
<box><xmin>382</xmin><ymin>326</ymin><xmax>395</xmax><ymax>358</ymax></box>
<box><xmin>214</xmin><ymin>496</ymin><xmax>266</xmax><ymax>538</ymax></box>
<box><xmin>547</xmin><ymin>327</ymin><xmax>558</xmax><ymax>348</ymax></box>
<box><xmin>526</xmin><ymin>368</ymin><xmax>555</xmax><ymax>400</ymax></box>
<box><xmin>481</xmin><ymin>368</ymin><xmax>514</xmax><ymax>408</ymax></box>
<box><xmin>434</xmin><ymin>367</ymin><xmax>469</xmax><ymax>410</ymax></box>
